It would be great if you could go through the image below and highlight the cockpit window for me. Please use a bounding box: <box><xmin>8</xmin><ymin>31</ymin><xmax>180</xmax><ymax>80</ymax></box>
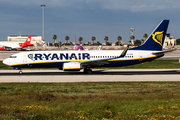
<box><xmin>9</xmin><ymin>56</ymin><xmax>17</xmax><ymax>58</ymax></box>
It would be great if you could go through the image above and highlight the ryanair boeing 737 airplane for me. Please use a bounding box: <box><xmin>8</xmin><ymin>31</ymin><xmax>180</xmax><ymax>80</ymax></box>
<box><xmin>3</xmin><ymin>20</ymin><xmax>170</xmax><ymax>74</ymax></box>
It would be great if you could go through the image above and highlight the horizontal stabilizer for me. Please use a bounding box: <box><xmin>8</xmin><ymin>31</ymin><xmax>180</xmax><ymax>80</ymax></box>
<box><xmin>152</xmin><ymin>49</ymin><xmax>176</xmax><ymax>55</ymax></box>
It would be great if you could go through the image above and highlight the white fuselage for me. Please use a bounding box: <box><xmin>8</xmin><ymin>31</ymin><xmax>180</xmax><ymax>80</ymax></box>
<box><xmin>3</xmin><ymin>50</ymin><xmax>162</xmax><ymax>69</ymax></box>
<box><xmin>0</xmin><ymin>42</ymin><xmax>21</xmax><ymax>49</ymax></box>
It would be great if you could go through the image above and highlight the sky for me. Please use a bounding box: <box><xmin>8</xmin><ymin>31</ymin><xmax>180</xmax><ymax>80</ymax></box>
<box><xmin>0</xmin><ymin>0</ymin><xmax>180</xmax><ymax>43</ymax></box>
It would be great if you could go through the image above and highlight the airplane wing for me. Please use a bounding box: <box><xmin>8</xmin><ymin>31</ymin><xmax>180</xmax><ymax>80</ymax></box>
<box><xmin>152</xmin><ymin>49</ymin><xmax>176</xmax><ymax>55</ymax></box>
<box><xmin>80</xmin><ymin>45</ymin><xmax>129</xmax><ymax>67</ymax></box>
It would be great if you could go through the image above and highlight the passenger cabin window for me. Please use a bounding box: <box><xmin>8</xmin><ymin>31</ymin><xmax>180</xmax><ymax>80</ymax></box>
<box><xmin>9</xmin><ymin>56</ymin><xmax>17</xmax><ymax>58</ymax></box>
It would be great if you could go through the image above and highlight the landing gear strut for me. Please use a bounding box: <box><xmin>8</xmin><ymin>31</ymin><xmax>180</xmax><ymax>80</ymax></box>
<box><xmin>84</xmin><ymin>68</ymin><xmax>92</xmax><ymax>74</ymax></box>
<box><xmin>19</xmin><ymin>69</ymin><xmax>23</xmax><ymax>74</ymax></box>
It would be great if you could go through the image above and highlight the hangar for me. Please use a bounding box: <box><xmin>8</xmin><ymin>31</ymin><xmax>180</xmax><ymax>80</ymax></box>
<box><xmin>7</xmin><ymin>35</ymin><xmax>44</xmax><ymax>46</ymax></box>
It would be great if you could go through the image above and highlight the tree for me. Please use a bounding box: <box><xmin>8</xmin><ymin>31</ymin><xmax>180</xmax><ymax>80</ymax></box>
<box><xmin>78</xmin><ymin>37</ymin><xmax>83</xmax><ymax>44</ymax></box>
<box><xmin>143</xmin><ymin>34</ymin><xmax>148</xmax><ymax>41</ymax></box>
<box><xmin>54</xmin><ymin>43</ymin><xmax>59</xmax><ymax>47</ymax></box>
<box><xmin>88</xmin><ymin>42</ymin><xmax>91</xmax><ymax>45</ymax></box>
<box><xmin>49</xmin><ymin>43</ymin><xmax>53</xmax><ymax>46</ymax></box>
<box><xmin>53</xmin><ymin>35</ymin><xmax>57</xmax><ymax>44</ymax></box>
<box><xmin>69</xmin><ymin>42</ymin><xmax>73</xmax><ymax>45</ymax></box>
<box><xmin>97</xmin><ymin>41</ymin><xmax>101</xmax><ymax>45</ymax></box>
<box><xmin>91</xmin><ymin>36</ymin><xmax>96</xmax><ymax>44</ymax></box>
<box><xmin>104</xmin><ymin>36</ymin><xmax>109</xmax><ymax>45</ymax></box>
<box><xmin>106</xmin><ymin>42</ymin><xmax>111</xmax><ymax>46</ymax></box>
<box><xmin>176</xmin><ymin>39</ymin><xmax>180</xmax><ymax>45</ymax></box>
<box><xmin>141</xmin><ymin>39</ymin><xmax>145</xmax><ymax>44</ymax></box>
<box><xmin>117</xmin><ymin>36</ymin><xmax>122</xmax><ymax>46</ymax></box>
<box><xmin>65</xmin><ymin>36</ymin><xmax>69</xmax><ymax>43</ymax></box>
<box><xmin>134</xmin><ymin>40</ymin><xmax>141</xmax><ymax>46</ymax></box>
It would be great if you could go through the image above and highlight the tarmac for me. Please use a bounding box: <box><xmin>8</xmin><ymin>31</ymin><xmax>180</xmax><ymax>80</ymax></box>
<box><xmin>0</xmin><ymin>69</ymin><xmax>180</xmax><ymax>83</ymax></box>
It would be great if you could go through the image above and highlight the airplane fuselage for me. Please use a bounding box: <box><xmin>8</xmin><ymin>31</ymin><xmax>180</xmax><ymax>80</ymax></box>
<box><xmin>0</xmin><ymin>43</ymin><xmax>22</xmax><ymax>49</ymax></box>
<box><xmin>3</xmin><ymin>50</ymin><xmax>163</xmax><ymax>70</ymax></box>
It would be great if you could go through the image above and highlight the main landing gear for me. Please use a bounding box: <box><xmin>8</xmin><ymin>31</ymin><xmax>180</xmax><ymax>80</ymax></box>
<box><xmin>84</xmin><ymin>68</ymin><xmax>93</xmax><ymax>74</ymax></box>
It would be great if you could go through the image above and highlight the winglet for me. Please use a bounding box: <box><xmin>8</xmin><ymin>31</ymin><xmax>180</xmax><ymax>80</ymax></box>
<box><xmin>118</xmin><ymin>45</ymin><xmax>129</xmax><ymax>58</ymax></box>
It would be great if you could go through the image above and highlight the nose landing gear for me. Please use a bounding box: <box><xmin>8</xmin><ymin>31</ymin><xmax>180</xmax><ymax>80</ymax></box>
<box><xmin>19</xmin><ymin>70</ymin><xmax>23</xmax><ymax>74</ymax></box>
<box><xmin>13</xmin><ymin>67</ymin><xmax>23</xmax><ymax>74</ymax></box>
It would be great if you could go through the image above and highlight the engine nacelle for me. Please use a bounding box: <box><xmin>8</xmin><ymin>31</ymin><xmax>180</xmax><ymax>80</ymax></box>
<box><xmin>0</xmin><ymin>47</ymin><xmax>5</xmax><ymax>50</ymax></box>
<box><xmin>63</xmin><ymin>62</ymin><xmax>81</xmax><ymax>71</ymax></box>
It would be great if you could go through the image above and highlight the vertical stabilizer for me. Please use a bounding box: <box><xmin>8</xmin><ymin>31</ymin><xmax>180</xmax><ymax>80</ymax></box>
<box><xmin>130</xmin><ymin>20</ymin><xmax>169</xmax><ymax>51</ymax></box>
<box><xmin>24</xmin><ymin>35</ymin><xmax>32</xmax><ymax>45</ymax></box>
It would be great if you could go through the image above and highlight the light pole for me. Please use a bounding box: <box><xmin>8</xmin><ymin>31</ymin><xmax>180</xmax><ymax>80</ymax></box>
<box><xmin>130</xmin><ymin>28</ymin><xmax>135</xmax><ymax>47</ymax></box>
<box><xmin>41</xmin><ymin>5</ymin><xmax>46</xmax><ymax>41</ymax></box>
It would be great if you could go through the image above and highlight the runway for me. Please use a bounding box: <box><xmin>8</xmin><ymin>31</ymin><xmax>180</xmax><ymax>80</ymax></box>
<box><xmin>0</xmin><ymin>69</ymin><xmax>180</xmax><ymax>82</ymax></box>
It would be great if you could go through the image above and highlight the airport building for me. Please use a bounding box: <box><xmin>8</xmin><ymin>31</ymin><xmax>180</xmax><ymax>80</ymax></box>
<box><xmin>163</xmin><ymin>34</ymin><xmax>176</xmax><ymax>48</ymax></box>
<box><xmin>7</xmin><ymin>35</ymin><xmax>44</xmax><ymax>46</ymax></box>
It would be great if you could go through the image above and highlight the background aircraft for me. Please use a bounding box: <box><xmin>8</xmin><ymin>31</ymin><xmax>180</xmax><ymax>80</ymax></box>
<box><xmin>3</xmin><ymin>20</ymin><xmax>171</xmax><ymax>74</ymax></box>
<box><xmin>74</xmin><ymin>35</ymin><xmax>84</xmax><ymax>50</ymax></box>
<box><xmin>0</xmin><ymin>35</ymin><xmax>33</xmax><ymax>51</ymax></box>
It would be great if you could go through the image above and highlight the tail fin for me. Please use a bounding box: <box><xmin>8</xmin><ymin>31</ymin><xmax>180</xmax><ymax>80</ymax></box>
<box><xmin>97</xmin><ymin>45</ymin><xmax>101</xmax><ymax>50</ymax></box>
<box><xmin>130</xmin><ymin>20</ymin><xmax>169</xmax><ymax>51</ymax></box>
<box><xmin>24</xmin><ymin>35</ymin><xmax>32</xmax><ymax>46</ymax></box>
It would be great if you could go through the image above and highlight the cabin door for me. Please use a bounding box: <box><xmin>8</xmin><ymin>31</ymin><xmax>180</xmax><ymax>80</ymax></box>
<box><xmin>23</xmin><ymin>53</ymin><xmax>27</xmax><ymax>62</ymax></box>
<box><xmin>139</xmin><ymin>52</ymin><xmax>143</xmax><ymax>61</ymax></box>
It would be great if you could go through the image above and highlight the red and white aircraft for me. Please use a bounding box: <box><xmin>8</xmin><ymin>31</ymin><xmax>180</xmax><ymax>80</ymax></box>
<box><xmin>0</xmin><ymin>35</ymin><xmax>33</xmax><ymax>51</ymax></box>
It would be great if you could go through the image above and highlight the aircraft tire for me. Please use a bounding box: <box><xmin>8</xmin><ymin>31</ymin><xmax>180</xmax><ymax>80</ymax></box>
<box><xmin>19</xmin><ymin>70</ymin><xmax>23</xmax><ymax>74</ymax></box>
<box><xmin>84</xmin><ymin>68</ymin><xmax>88</xmax><ymax>73</ymax></box>
<box><xmin>84</xmin><ymin>68</ymin><xmax>92</xmax><ymax>74</ymax></box>
<box><xmin>88</xmin><ymin>69</ymin><xmax>92</xmax><ymax>74</ymax></box>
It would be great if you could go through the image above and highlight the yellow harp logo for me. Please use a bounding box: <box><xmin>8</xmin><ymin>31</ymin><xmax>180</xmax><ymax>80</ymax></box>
<box><xmin>152</xmin><ymin>31</ymin><xmax>164</xmax><ymax>46</ymax></box>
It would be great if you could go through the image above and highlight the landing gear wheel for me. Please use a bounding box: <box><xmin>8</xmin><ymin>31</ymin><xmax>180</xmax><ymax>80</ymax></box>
<box><xmin>84</xmin><ymin>68</ymin><xmax>88</xmax><ymax>73</ymax></box>
<box><xmin>87</xmin><ymin>69</ymin><xmax>92</xmax><ymax>74</ymax></box>
<box><xmin>19</xmin><ymin>70</ymin><xmax>23</xmax><ymax>74</ymax></box>
<box><xmin>84</xmin><ymin>68</ymin><xmax>92</xmax><ymax>74</ymax></box>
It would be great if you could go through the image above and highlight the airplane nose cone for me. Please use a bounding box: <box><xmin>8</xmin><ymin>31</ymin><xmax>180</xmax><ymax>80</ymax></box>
<box><xmin>3</xmin><ymin>58</ymin><xmax>9</xmax><ymax>65</ymax></box>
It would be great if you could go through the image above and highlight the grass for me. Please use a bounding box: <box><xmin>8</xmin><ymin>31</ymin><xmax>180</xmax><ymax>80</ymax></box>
<box><xmin>0</xmin><ymin>82</ymin><xmax>180</xmax><ymax>119</ymax></box>
<box><xmin>1</xmin><ymin>60</ymin><xmax>180</xmax><ymax>119</ymax></box>
<box><xmin>1</xmin><ymin>60</ymin><xmax>180</xmax><ymax>70</ymax></box>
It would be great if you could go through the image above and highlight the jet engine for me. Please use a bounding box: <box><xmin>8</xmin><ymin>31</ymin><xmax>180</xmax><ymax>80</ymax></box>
<box><xmin>63</xmin><ymin>62</ymin><xmax>81</xmax><ymax>71</ymax></box>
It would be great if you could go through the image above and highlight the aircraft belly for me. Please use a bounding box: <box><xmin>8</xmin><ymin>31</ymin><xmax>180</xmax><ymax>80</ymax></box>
<box><xmin>11</xmin><ymin>62</ymin><xmax>64</xmax><ymax>68</ymax></box>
